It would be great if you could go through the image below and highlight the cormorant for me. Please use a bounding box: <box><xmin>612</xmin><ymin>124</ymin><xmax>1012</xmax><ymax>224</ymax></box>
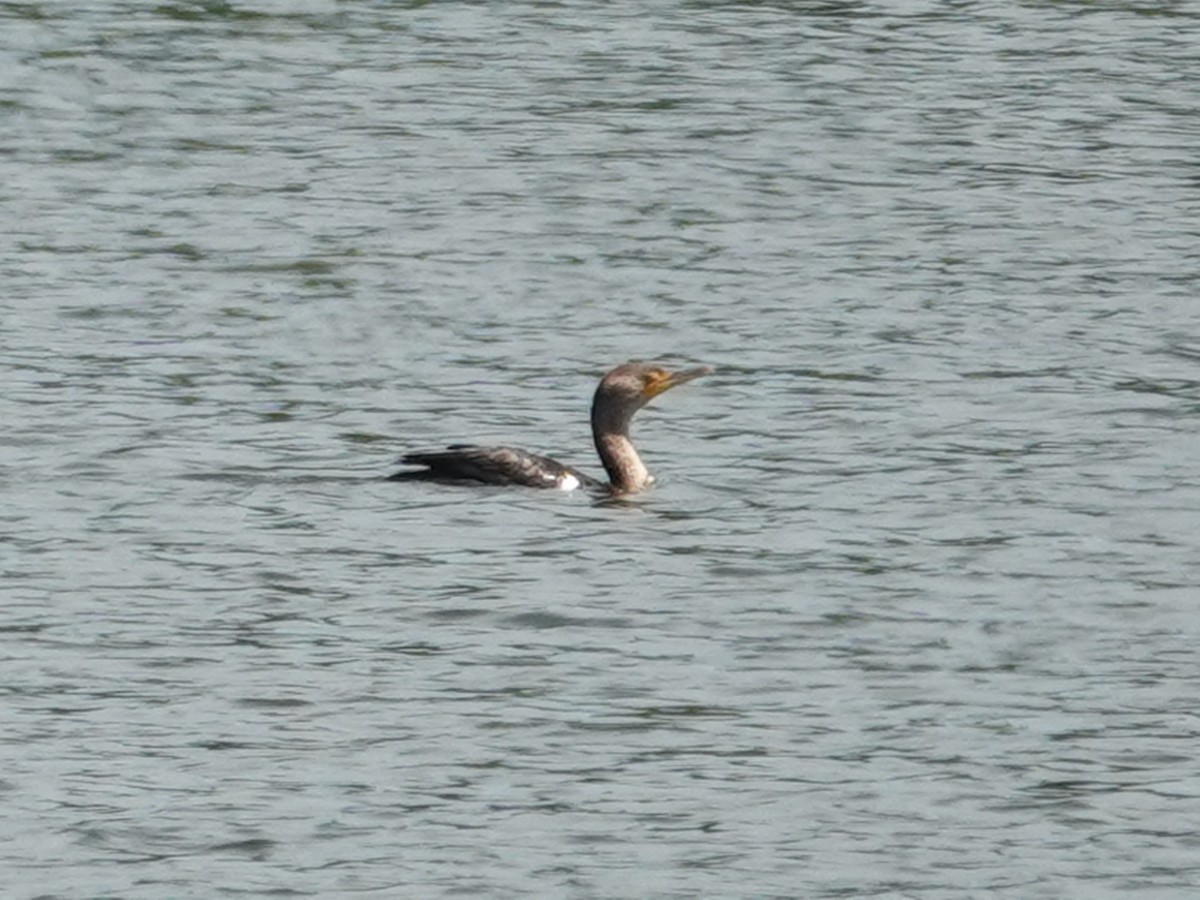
<box><xmin>389</xmin><ymin>361</ymin><xmax>713</xmax><ymax>494</ymax></box>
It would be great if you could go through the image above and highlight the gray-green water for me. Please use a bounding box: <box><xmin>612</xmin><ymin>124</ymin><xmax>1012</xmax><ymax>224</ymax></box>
<box><xmin>4</xmin><ymin>2</ymin><xmax>1199</xmax><ymax>897</ymax></box>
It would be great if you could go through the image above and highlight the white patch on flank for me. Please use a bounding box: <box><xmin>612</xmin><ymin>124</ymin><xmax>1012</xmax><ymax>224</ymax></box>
<box><xmin>557</xmin><ymin>473</ymin><xmax>581</xmax><ymax>491</ymax></box>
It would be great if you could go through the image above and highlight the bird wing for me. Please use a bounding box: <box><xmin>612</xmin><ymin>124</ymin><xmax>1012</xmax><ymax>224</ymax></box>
<box><xmin>391</xmin><ymin>445</ymin><xmax>601</xmax><ymax>490</ymax></box>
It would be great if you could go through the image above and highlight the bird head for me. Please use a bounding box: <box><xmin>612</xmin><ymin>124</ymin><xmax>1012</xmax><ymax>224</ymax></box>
<box><xmin>592</xmin><ymin>361</ymin><xmax>714</xmax><ymax>432</ymax></box>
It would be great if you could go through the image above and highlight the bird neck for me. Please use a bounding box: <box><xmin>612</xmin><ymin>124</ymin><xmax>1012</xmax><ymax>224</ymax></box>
<box><xmin>594</xmin><ymin>430</ymin><xmax>651</xmax><ymax>494</ymax></box>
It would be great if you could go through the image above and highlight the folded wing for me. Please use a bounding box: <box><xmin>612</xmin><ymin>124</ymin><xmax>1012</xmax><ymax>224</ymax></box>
<box><xmin>389</xmin><ymin>444</ymin><xmax>600</xmax><ymax>490</ymax></box>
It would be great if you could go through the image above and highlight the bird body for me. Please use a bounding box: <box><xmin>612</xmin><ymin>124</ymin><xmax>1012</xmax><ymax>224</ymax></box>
<box><xmin>390</xmin><ymin>444</ymin><xmax>601</xmax><ymax>491</ymax></box>
<box><xmin>389</xmin><ymin>361</ymin><xmax>713</xmax><ymax>494</ymax></box>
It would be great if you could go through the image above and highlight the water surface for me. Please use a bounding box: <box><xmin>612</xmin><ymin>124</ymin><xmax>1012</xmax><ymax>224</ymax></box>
<box><xmin>3</xmin><ymin>1</ymin><xmax>1199</xmax><ymax>897</ymax></box>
